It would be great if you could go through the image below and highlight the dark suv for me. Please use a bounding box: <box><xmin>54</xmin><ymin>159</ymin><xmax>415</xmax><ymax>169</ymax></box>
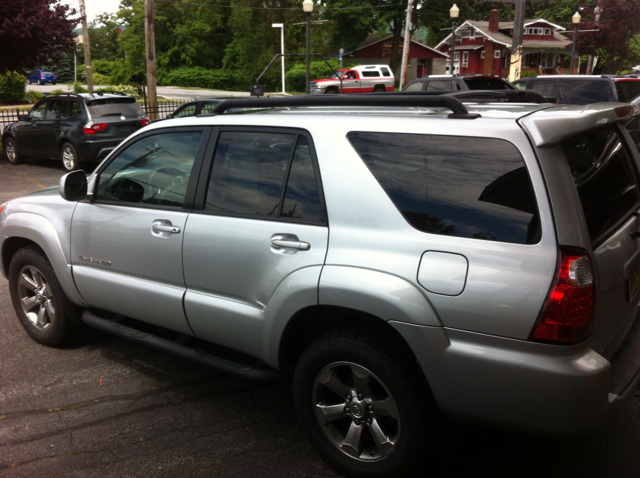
<box><xmin>403</xmin><ymin>74</ymin><xmax>515</xmax><ymax>92</ymax></box>
<box><xmin>3</xmin><ymin>92</ymin><xmax>150</xmax><ymax>171</ymax></box>
<box><xmin>513</xmin><ymin>75</ymin><xmax>640</xmax><ymax>105</ymax></box>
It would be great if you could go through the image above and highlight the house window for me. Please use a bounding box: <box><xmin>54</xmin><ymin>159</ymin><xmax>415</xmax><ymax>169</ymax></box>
<box><xmin>481</xmin><ymin>50</ymin><xmax>485</xmax><ymax>59</ymax></box>
<box><xmin>454</xmin><ymin>52</ymin><xmax>460</xmax><ymax>61</ymax></box>
<box><xmin>544</xmin><ymin>28</ymin><xmax>551</xmax><ymax>35</ymax></box>
<box><xmin>494</xmin><ymin>50</ymin><xmax>501</xmax><ymax>59</ymax></box>
<box><xmin>462</xmin><ymin>51</ymin><xmax>469</xmax><ymax>67</ymax></box>
<box><xmin>527</xmin><ymin>27</ymin><xmax>544</xmax><ymax>35</ymax></box>
<box><xmin>504</xmin><ymin>52</ymin><xmax>511</xmax><ymax>68</ymax></box>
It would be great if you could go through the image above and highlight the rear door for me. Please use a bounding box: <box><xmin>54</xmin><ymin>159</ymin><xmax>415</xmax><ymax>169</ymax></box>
<box><xmin>560</xmin><ymin>122</ymin><xmax>640</xmax><ymax>358</ymax></box>
<box><xmin>182</xmin><ymin>127</ymin><xmax>328</xmax><ymax>356</ymax></box>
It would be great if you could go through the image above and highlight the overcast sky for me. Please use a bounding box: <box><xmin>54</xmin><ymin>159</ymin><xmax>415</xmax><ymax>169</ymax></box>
<box><xmin>64</xmin><ymin>0</ymin><xmax>123</xmax><ymax>23</ymax></box>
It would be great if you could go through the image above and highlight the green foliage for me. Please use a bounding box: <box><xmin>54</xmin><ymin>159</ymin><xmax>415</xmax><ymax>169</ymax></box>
<box><xmin>25</xmin><ymin>90</ymin><xmax>44</xmax><ymax>103</ymax></box>
<box><xmin>68</xmin><ymin>82</ymin><xmax>88</xmax><ymax>93</ymax></box>
<box><xmin>285</xmin><ymin>59</ymin><xmax>357</xmax><ymax>92</ymax></box>
<box><xmin>95</xmin><ymin>84</ymin><xmax>141</xmax><ymax>98</ymax></box>
<box><xmin>0</xmin><ymin>71</ymin><xmax>27</xmax><ymax>104</ymax></box>
<box><xmin>161</xmin><ymin>67</ymin><xmax>231</xmax><ymax>90</ymax></box>
<box><xmin>92</xmin><ymin>72</ymin><xmax>112</xmax><ymax>86</ymax></box>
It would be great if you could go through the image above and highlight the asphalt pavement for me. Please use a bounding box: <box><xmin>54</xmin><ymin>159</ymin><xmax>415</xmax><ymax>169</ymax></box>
<box><xmin>1</xmin><ymin>156</ymin><xmax>640</xmax><ymax>478</ymax></box>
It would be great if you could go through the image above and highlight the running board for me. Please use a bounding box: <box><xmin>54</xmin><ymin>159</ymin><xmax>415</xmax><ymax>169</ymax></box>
<box><xmin>82</xmin><ymin>310</ymin><xmax>281</xmax><ymax>381</ymax></box>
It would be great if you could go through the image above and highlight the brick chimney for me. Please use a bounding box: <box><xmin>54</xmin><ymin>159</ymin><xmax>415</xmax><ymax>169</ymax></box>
<box><xmin>489</xmin><ymin>9</ymin><xmax>500</xmax><ymax>33</ymax></box>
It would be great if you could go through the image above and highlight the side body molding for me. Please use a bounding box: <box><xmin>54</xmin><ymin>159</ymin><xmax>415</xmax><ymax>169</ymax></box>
<box><xmin>318</xmin><ymin>266</ymin><xmax>442</xmax><ymax>327</ymax></box>
<box><xmin>0</xmin><ymin>211</ymin><xmax>87</xmax><ymax>306</ymax></box>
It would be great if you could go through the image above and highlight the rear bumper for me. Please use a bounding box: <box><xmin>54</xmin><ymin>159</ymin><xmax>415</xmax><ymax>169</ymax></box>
<box><xmin>391</xmin><ymin>321</ymin><xmax>639</xmax><ymax>435</ymax></box>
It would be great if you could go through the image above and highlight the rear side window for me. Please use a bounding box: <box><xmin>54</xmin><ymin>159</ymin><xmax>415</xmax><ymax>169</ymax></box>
<box><xmin>348</xmin><ymin>132</ymin><xmax>540</xmax><ymax>244</ymax></box>
<box><xmin>559</xmin><ymin>79</ymin><xmax>611</xmax><ymax>104</ymax></box>
<box><xmin>530</xmin><ymin>80</ymin><xmax>555</xmax><ymax>97</ymax></box>
<box><xmin>425</xmin><ymin>80</ymin><xmax>450</xmax><ymax>91</ymax></box>
<box><xmin>615</xmin><ymin>80</ymin><xmax>640</xmax><ymax>103</ymax></box>
<box><xmin>87</xmin><ymin>97</ymin><xmax>144</xmax><ymax>119</ymax></box>
<box><xmin>463</xmin><ymin>78</ymin><xmax>511</xmax><ymax>90</ymax></box>
<box><xmin>562</xmin><ymin>127</ymin><xmax>640</xmax><ymax>243</ymax></box>
<box><xmin>362</xmin><ymin>71</ymin><xmax>381</xmax><ymax>78</ymax></box>
<box><xmin>381</xmin><ymin>67</ymin><xmax>391</xmax><ymax>77</ymax></box>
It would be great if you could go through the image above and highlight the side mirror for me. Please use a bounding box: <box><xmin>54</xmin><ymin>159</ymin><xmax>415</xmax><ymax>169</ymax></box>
<box><xmin>166</xmin><ymin>113</ymin><xmax>173</xmax><ymax>119</ymax></box>
<box><xmin>18</xmin><ymin>114</ymin><xmax>28</xmax><ymax>121</ymax></box>
<box><xmin>59</xmin><ymin>170</ymin><xmax>88</xmax><ymax>201</ymax></box>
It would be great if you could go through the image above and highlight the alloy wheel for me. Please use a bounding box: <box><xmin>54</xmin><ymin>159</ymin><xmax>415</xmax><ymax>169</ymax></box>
<box><xmin>17</xmin><ymin>265</ymin><xmax>55</xmax><ymax>330</ymax></box>
<box><xmin>312</xmin><ymin>361</ymin><xmax>400</xmax><ymax>461</ymax></box>
<box><xmin>61</xmin><ymin>145</ymin><xmax>76</xmax><ymax>171</ymax></box>
<box><xmin>5</xmin><ymin>140</ymin><xmax>16</xmax><ymax>162</ymax></box>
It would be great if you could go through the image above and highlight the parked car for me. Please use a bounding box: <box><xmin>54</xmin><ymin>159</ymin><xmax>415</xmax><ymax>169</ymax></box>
<box><xmin>2</xmin><ymin>92</ymin><xmax>150</xmax><ymax>171</ymax></box>
<box><xmin>403</xmin><ymin>74</ymin><xmax>515</xmax><ymax>92</ymax></box>
<box><xmin>26</xmin><ymin>69</ymin><xmax>57</xmax><ymax>85</ymax></box>
<box><xmin>3</xmin><ymin>94</ymin><xmax>640</xmax><ymax>478</ymax></box>
<box><xmin>513</xmin><ymin>75</ymin><xmax>640</xmax><ymax>105</ymax></box>
<box><xmin>310</xmin><ymin>64</ymin><xmax>395</xmax><ymax>94</ymax></box>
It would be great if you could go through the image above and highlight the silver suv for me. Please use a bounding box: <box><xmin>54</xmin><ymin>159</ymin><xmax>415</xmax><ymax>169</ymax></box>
<box><xmin>2</xmin><ymin>95</ymin><xmax>640</xmax><ymax>478</ymax></box>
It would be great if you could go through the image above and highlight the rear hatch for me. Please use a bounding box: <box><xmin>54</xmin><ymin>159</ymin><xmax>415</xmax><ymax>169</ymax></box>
<box><xmin>559</xmin><ymin>116</ymin><xmax>640</xmax><ymax>360</ymax></box>
<box><xmin>86</xmin><ymin>97</ymin><xmax>148</xmax><ymax>139</ymax></box>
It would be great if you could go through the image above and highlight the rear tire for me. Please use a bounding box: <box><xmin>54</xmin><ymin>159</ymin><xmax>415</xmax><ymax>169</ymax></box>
<box><xmin>8</xmin><ymin>246</ymin><xmax>83</xmax><ymax>347</ymax></box>
<box><xmin>4</xmin><ymin>136</ymin><xmax>24</xmax><ymax>165</ymax></box>
<box><xmin>373</xmin><ymin>86</ymin><xmax>385</xmax><ymax>93</ymax></box>
<box><xmin>60</xmin><ymin>142</ymin><xmax>83</xmax><ymax>172</ymax></box>
<box><xmin>292</xmin><ymin>327</ymin><xmax>434</xmax><ymax>478</ymax></box>
<box><xmin>52</xmin><ymin>81</ymin><xmax>57</xmax><ymax>85</ymax></box>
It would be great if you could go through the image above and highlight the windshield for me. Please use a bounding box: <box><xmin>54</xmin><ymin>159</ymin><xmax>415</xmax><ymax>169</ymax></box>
<box><xmin>327</xmin><ymin>71</ymin><xmax>347</xmax><ymax>79</ymax></box>
<box><xmin>41</xmin><ymin>70</ymin><xmax>54</xmax><ymax>74</ymax></box>
<box><xmin>87</xmin><ymin>97</ymin><xmax>144</xmax><ymax>118</ymax></box>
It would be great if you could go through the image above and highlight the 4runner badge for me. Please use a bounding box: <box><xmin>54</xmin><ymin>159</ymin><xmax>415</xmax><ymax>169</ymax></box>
<box><xmin>79</xmin><ymin>256</ymin><xmax>112</xmax><ymax>267</ymax></box>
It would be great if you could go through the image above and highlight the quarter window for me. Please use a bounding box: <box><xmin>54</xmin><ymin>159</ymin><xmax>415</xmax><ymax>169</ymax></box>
<box><xmin>205</xmin><ymin>131</ymin><xmax>323</xmax><ymax>223</ymax></box>
<box><xmin>96</xmin><ymin>131</ymin><xmax>204</xmax><ymax>208</ymax></box>
<box><xmin>348</xmin><ymin>132</ymin><xmax>541</xmax><ymax>244</ymax></box>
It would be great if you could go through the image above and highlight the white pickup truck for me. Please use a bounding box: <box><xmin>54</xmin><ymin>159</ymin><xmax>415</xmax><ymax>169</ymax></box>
<box><xmin>309</xmin><ymin>64</ymin><xmax>395</xmax><ymax>94</ymax></box>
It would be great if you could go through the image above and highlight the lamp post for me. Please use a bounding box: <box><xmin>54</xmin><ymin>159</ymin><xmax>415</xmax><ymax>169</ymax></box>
<box><xmin>450</xmin><ymin>4</ymin><xmax>459</xmax><ymax>75</ymax></box>
<box><xmin>272</xmin><ymin>23</ymin><xmax>285</xmax><ymax>93</ymax></box>
<box><xmin>303</xmin><ymin>0</ymin><xmax>314</xmax><ymax>94</ymax></box>
<box><xmin>570</xmin><ymin>11</ymin><xmax>581</xmax><ymax>74</ymax></box>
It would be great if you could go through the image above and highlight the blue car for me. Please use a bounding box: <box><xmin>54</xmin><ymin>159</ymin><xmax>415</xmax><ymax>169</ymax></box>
<box><xmin>27</xmin><ymin>69</ymin><xmax>57</xmax><ymax>85</ymax></box>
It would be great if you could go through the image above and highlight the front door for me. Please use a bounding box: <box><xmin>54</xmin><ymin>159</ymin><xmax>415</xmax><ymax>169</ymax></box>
<box><xmin>15</xmin><ymin>101</ymin><xmax>48</xmax><ymax>156</ymax></box>
<box><xmin>71</xmin><ymin>127</ymin><xmax>210</xmax><ymax>334</ymax></box>
<box><xmin>182</xmin><ymin>128</ymin><xmax>328</xmax><ymax>356</ymax></box>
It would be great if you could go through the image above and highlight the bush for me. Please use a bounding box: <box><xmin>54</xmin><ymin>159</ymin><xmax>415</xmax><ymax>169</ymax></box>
<box><xmin>95</xmin><ymin>84</ymin><xmax>141</xmax><ymax>98</ymax></box>
<box><xmin>92</xmin><ymin>72</ymin><xmax>111</xmax><ymax>86</ymax></box>
<box><xmin>25</xmin><ymin>90</ymin><xmax>44</xmax><ymax>103</ymax></box>
<box><xmin>0</xmin><ymin>71</ymin><xmax>27</xmax><ymax>104</ymax></box>
<box><xmin>68</xmin><ymin>82</ymin><xmax>88</xmax><ymax>93</ymax></box>
<box><xmin>49</xmin><ymin>88</ymin><xmax>66</xmax><ymax>95</ymax></box>
<box><xmin>161</xmin><ymin>67</ymin><xmax>231</xmax><ymax>90</ymax></box>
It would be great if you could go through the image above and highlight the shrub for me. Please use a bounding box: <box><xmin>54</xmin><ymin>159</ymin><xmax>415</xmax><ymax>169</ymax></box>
<box><xmin>49</xmin><ymin>88</ymin><xmax>66</xmax><ymax>95</ymax></box>
<box><xmin>96</xmin><ymin>84</ymin><xmax>141</xmax><ymax>98</ymax></box>
<box><xmin>92</xmin><ymin>72</ymin><xmax>111</xmax><ymax>86</ymax></box>
<box><xmin>0</xmin><ymin>71</ymin><xmax>27</xmax><ymax>104</ymax></box>
<box><xmin>25</xmin><ymin>90</ymin><xmax>44</xmax><ymax>103</ymax></box>
<box><xmin>161</xmin><ymin>67</ymin><xmax>231</xmax><ymax>90</ymax></box>
<box><xmin>68</xmin><ymin>82</ymin><xmax>88</xmax><ymax>93</ymax></box>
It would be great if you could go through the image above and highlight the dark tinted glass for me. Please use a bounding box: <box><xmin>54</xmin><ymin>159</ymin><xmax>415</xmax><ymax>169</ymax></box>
<box><xmin>625</xmin><ymin>116</ymin><xmax>640</xmax><ymax>154</ymax></box>
<box><xmin>282</xmin><ymin>137</ymin><xmax>322</xmax><ymax>222</ymax></box>
<box><xmin>362</xmin><ymin>71</ymin><xmax>381</xmax><ymax>77</ymax></box>
<box><xmin>425</xmin><ymin>80</ymin><xmax>450</xmax><ymax>91</ymax></box>
<box><xmin>348</xmin><ymin>132</ymin><xmax>540</xmax><ymax>244</ymax></box>
<box><xmin>70</xmin><ymin>101</ymin><xmax>81</xmax><ymax>116</ymax></box>
<box><xmin>463</xmin><ymin>78</ymin><xmax>511</xmax><ymax>90</ymax></box>
<box><xmin>96</xmin><ymin>131</ymin><xmax>203</xmax><ymax>207</ymax></box>
<box><xmin>87</xmin><ymin>97</ymin><xmax>144</xmax><ymax>118</ymax></box>
<box><xmin>530</xmin><ymin>80</ymin><xmax>555</xmax><ymax>97</ymax></box>
<box><xmin>206</xmin><ymin>132</ymin><xmax>294</xmax><ymax>216</ymax></box>
<box><xmin>46</xmin><ymin>100</ymin><xmax>66</xmax><ymax>119</ymax></box>
<box><xmin>562</xmin><ymin>127</ymin><xmax>640</xmax><ymax>242</ymax></box>
<box><xmin>559</xmin><ymin>79</ymin><xmax>611</xmax><ymax>104</ymax></box>
<box><xmin>615</xmin><ymin>80</ymin><xmax>640</xmax><ymax>102</ymax></box>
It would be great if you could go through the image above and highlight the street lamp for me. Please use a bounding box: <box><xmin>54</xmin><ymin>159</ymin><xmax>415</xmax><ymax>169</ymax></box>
<box><xmin>303</xmin><ymin>0</ymin><xmax>314</xmax><ymax>94</ymax></box>
<box><xmin>272</xmin><ymin>23</ymin><xmax>285</xmax><ymax>93</ymax></box>
<box><xmin>570</xmin><ymin>11</ymin><xmax>581</xmax><ymax>74</ymax></box>
<box><xmin>450</xmin><ymin>4</ymin><xmax>459</xmax><ymax>75</ymax></box>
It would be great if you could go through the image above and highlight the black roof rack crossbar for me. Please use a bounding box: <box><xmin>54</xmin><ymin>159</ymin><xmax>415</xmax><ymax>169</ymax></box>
<box><xmin>209</xmin><ymin>94</ymin><xmax>481</xmax><ymax>119</ymax></box>
<box><xmin>372</xmin><ymin>89</ymin><xmax>549</xmax><ymax>103</ymax></box>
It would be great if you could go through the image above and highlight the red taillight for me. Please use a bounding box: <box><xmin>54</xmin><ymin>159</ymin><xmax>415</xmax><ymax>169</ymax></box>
<box><xmin>140</xmin><ymin>119</ymin><xmax>150</xmax><ymax>126</ymax></box>
<box><xmin>530</xmin><ymin>246</ymin><xmax>594</xmax><ymax>344</ymax></box>
<box><xmin>83</xmin><ymin>122</ymin><xmax>107</xmax><ymax>135</ymax></box>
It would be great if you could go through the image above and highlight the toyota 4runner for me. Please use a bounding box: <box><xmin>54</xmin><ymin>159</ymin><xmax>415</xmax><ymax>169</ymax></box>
<box><xmin>2</xmin><ymin>95</ymin><xmax>640</xmax><ymax>478</ymax></box>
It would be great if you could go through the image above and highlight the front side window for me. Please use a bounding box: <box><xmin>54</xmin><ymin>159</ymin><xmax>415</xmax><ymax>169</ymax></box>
<box><xmin>348</xmin><ymin>132</ymin><xmax>541</xmax><ymax>244</ymax></box>
<box><xmin>96</xmin><ymin>131</ymin><xmax>204</xmax><ymax>208</ymax></box>
<box><xmin>562</xmin><ymin>126</ymin><xmax>640</xmax><ymax>243</ymax></box>
<box><xmin>30</xmin><ymin>102</ymin><xmax>47</xmax><ymax>120</ymax></box>
<box><xmin>425</xmin><ymin>80</ymin><xmax>450</xmax><ymax>91</ymax></box>
<box><xmin>173</xmin><ymin>104</ymin><xmax>196</xmax><ymax>118</ymax></box>
<box><xmin>205</xmin><ymin>131</ymin><xmax>323</xmax><ymax>223</ymax></box>
<box><xmin>404</xmin><ymin>81</ymin><xmax>425</xmax><ymax>92</ymax></box>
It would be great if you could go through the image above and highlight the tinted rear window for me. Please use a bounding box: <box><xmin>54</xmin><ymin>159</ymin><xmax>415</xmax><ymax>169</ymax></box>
<box><xmin>559</xmin><ymin>79</ymin><xmax>611</xmax><ymax>104</ymax></box>
<box><xmin>562</xmin><ymin>127</ymin><xmax>640</xmax><ymax>243</ymax></box>
<box><xmin>463</xmin><ymin>77</ymin><xmax>512</xmax><ymax>90</ymax></box>
<box><xmin>87</xmin><ymin>97</ymin><xmax>144</xmax><ymax>118</ymax></box>
<box><xmin>348</xmin><ymin>132</ymin><xmax>541</xmax><ymax>244</ymax></box>
<box><xmin>615</xmin><ymin>80</ymin><xmax>640</xmax><ymax>102</ymax></box>
<box><xmin>362</xmin><ymin>71</ymin><xmax>381</xmax><ymax>77</ymax></box>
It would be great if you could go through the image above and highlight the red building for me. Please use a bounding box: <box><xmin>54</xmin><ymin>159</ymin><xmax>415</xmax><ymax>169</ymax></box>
<box><xmin>339</xmin><ymin>33</ymin><xmax>448</xmax><ymax>83</ymax></box>
<box><xmin>435</xmin><ymin>10</ymin><xmax>572</xmax><ymax>77</ymax></box>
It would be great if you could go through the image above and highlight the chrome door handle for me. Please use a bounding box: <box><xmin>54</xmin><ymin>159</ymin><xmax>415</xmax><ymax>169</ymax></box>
<box><xmin>271</xmin><ymin>235</ymin><xmax>310</xmax><ymax>251</ymax></box>
<box><xmin>152</xmin><ymin>222</ymin><xmax>181</xmax><ymax>234</ymax></box>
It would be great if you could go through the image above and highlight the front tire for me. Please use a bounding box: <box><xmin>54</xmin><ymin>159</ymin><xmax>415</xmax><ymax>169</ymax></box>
<box><xmin>293</xmin><ymin>327</ymin><xmax>434</xmax><ymax>478</ymax></box>
<box><xmin>60</xmin><ymin>142</ymin><xmax>83</xmax><ymax>171</ymax></box>
<box><xmin>4</xmin><ymin>136</ymin><xmax>24</xmax><ymax>164</ymax></box>
<box><xmin>8</xmin><ymin>246</ymin><xmax>82</xmax><ymax>347</ymax></box>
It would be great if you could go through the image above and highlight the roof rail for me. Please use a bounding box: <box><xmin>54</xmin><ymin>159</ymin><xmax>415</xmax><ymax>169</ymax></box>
<box><xmin>385</xmin><ymin>89</ymin><xmax>549</xmax><ymax>104</ymax></box>
<box><xmin>209</xmin><ymin>94</ymin><xmax>481</xmax><ymax>119</ymax></box>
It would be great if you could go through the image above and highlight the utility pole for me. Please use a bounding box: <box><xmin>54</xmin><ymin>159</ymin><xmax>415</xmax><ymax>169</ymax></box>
<box><xmin>78</xmin><ymin>0</ymin><xmax>94</xmax><ymax>92</ymax></box>
<box><xmin>586</xmin><ymin>6</ymin><xmax>602</xmax><ymax>74</ymax></box>
<box><xmin>492</xmin><ymin>0</ymin><xmax>526</xmax><ymax>82</ymax></box>
<box><xmin>399</xmin><ymin>0</ymin><xmax>414</xmax><ymax>89</ymax></box>
<box><xmin>145</xmin><ymin>0</ymin><xmax>158</xmax><ymax>120</ymax></box>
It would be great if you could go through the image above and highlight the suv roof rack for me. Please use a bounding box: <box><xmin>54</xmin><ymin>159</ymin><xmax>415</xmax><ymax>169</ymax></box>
<box><xmin>210</xmin><ymin>94</ymin><xmax>481</xmax><ymax>119</ymax></box>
